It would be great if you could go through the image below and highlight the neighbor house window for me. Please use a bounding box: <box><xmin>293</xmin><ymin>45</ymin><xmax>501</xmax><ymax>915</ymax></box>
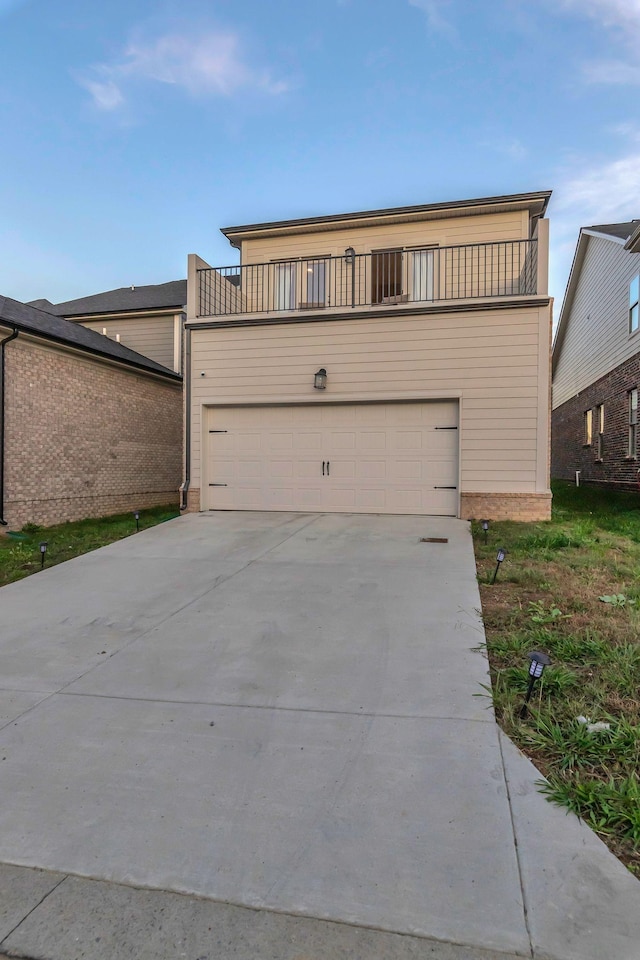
<box><xmin>584</xmin><ymin>408</ymin><xmax>593</xmax><ymax>446</ymax></box>
<box><xmin>629</xmin><ymin>390</ymin><xmax>638</xmax><ymax>457</ymax></box>
<box><xmin>630</xmin><ymin>275</ymin><xmax>639</xmax><ymax>333</ymax></box>
<box><xmin>595</xmin><ymin>404</ymin><xmax>604</xmax><ymax>460</ymax></box>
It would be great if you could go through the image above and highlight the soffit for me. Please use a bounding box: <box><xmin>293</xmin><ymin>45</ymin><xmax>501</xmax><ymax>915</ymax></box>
<box><xmin>221</xmin><ymin>192</ymin><xmax>551</xmax><ymax>247</ymax></box>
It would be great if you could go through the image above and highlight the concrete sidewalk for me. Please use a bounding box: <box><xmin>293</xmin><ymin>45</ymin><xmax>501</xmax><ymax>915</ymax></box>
<box><xmin>0</xmin><ymin>512</ymin><xmax>639</xmax><ymax>960</ymax></box>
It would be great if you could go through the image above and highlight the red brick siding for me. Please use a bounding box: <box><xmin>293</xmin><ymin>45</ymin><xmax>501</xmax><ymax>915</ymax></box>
<box><xmin>552</xmin><ymin>352</ymin><xmax>640</xmax><ymax>489</ymax></box>
<box><xmin>3</xmin><ymin>337</ymin><xmax>182</xmax><ymax>528</ymax></box>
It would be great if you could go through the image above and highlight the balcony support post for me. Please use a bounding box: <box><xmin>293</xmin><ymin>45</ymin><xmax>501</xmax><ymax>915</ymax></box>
<box><xmin>536</xmin><ymin>219</ymin><xmax>549</xmax><ymax>296</ymax></box>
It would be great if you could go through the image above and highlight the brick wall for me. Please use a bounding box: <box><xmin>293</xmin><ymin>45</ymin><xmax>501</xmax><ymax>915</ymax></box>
<box><xmin>552</xmin><ymin>352</ymin><xmax>640</xmax><ymax>490</ymax></box>
<box><xmin>3</xmin><ymin>336</ymin><xmax>183</xmax><ymax>529</ymax></box>
<box><xmin>460</xmin><ymin>492</ymin><xmax>551</xmax><ymax>522</ymax></box>
<box><xmin>185</xmin><ymin>487</ymin><xmax>200</xmax><ymax>512</ymax></box>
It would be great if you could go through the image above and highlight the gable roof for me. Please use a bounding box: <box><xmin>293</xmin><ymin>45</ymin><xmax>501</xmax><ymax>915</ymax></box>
<box><xmin>28</xmin><ymin>280</ymin><xmax>187</xmax><ymax>317</ymax></box>
<box><xmin>0</xmin><ymin>296</ymin><xmax>181</xmax><ymax>381</ymax></box>
<box><xmin>625</xmin><ymin>222</ymin><xmax>640</xmax><ymax>253</ymax></box>
<box><xmin>585</xmin><ymin>222</ymin><xmax>639</xmax><ymax>243</ymax></box>
<box><xmin>553</xmin><ymin>222</ymin><xmax>640</xmax><ymax>372</ymax></box>
<box><xmin>221</xmin><ymin>191</ymin><xmax>552</xmax><ymax>247</ymax></box>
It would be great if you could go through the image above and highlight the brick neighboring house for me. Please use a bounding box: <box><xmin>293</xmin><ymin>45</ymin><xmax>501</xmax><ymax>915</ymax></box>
<box><xmin>29</xmin><ymin>280</ymin><xmax>187</xmax><ymax>374</ymax></box>
<box><xmin>185</xmin><ymin>191</ymin><xmax>553</xmax><ymax>521</ymax></box>
<box><xmin>552</xmin><ymin>221</ymin><xmax>640</xmax><ymax>490</ymax></box>
<box><xmin>0</xmin><ymin>295</ymin><xmax>183</xmax><ymax>530</ymax></box>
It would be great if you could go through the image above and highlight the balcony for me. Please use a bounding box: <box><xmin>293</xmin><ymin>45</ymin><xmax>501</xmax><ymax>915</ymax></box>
<box><xmin>195</xmin><ymin>239</ymin><xmax>539</xmax><ymax>319</ymax></box>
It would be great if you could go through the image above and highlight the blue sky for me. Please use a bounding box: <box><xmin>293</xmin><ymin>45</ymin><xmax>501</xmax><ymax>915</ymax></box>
<box><xmin>1</xmin><ymin>0</ymin><xmax>639</xmax><ymax>317</ymax></box>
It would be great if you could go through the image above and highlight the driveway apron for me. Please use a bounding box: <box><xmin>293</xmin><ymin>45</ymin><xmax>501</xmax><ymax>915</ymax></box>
<box><xmin>0</xmin><ymin>512</ymin><xmax>639</xmax><ymax>960</ymax></box>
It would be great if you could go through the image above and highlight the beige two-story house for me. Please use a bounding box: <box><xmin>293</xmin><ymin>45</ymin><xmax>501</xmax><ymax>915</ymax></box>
<box><xmin>184</xmin><ymin>191</ymin><xmax>552</xmax><ymax>520</ymax></box>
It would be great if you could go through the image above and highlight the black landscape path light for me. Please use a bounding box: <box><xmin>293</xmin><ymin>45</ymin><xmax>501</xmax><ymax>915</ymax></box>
<box><xmin>481</xmin><ymin>519</ymin><xmax>489</xmax><ymax>544</ymax></box>
<box><xmin>519</xmin><ymin>651</ymin><xmax>551</xmax><ymax>719</ymax></box>
<box><xmin>134</xmin><ymin>510</ymin><xmax>140</xmax><ymax>532</ymax></box>
<box><xmin>39</xmin><ymin>541</ymin><xmax>48</xmax><ymax>570</ymax></box>
<box><xmin>491</xmin><ymin>547</ymin><xmax>507</xmax><ymax>584</ymax></box>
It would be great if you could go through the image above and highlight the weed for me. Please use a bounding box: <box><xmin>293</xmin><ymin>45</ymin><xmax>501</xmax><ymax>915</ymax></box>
<box><xmin>528</xmin><ymin>600</ymin><xmax>570</xmax><ymax>624</ymax></box>
<box><xmin>599</xmin><ymin>593</ymin><xmax>636</xmax><ymax>607</ymax></box>
<box><xmin>475</xmin><ymin>480</ymin><xmax>640</xmax><ymax>872</ymax></box>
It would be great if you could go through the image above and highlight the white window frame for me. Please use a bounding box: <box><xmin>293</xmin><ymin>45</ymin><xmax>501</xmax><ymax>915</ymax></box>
<box><xmin>595</xmin><ymin>404</ymin><xmax>604</xmax><ymax>460</ymax></box>
<box><xmin>584</xmin><ymin>408</ymin><xmax>593</xmax><ymax>446</ymax></box>
<box><xmin>630</xmin><ymin>274</ymin><xmax>639</xmax><ymax>334</ymax></box>
<box><xmin>629</xmin><ymin>389</ymin><xmax>638</xmax><ymax>458</ymax></box>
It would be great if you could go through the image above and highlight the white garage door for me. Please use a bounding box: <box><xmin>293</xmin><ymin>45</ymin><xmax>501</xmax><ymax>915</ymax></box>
<box><xmin>205</xmin><ymin>402</ymin><xmax>459</xmax><ymax>516</ymax></box>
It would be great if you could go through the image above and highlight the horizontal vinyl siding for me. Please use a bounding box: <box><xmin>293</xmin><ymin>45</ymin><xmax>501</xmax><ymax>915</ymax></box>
<box><xmin>240</xmin><ymin>211</ymin><xmax>529</xmax><ymax>265</ymax></box>
<box><xmin>553</xmin><ymin>237</ymin><xmax>640</xmax><ymax>408</ymax></box>
<box><xmin>79</xmin><ymin>315</ymin><xmax>176</xmax><ymax>371</ymax></box>
<box><xmin>190</xmin><ymin>303</ymin><xmax>550</xmax><ymax>496</ymax></box>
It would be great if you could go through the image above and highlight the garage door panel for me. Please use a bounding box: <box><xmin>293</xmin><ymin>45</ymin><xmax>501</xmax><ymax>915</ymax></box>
<box><xmin>395</xmin><ymin>430</ymin><xmax>423</xmax><ymax>452</ymax></box>
<box><xmin>359</xmin><ymin>431</ymin><xmax>386</xmax><ymax>452</ymax></box>
<box><xmin>237</xmin><ymin>433</ymin><xmax>262</xmax><ymax>454</ymax></box>
<box><xmin>206</xmin><ymin>402</ymin><xmax>458</xmax><ymax>516</ymax></box>
<box><xmin>358</xmin><ymin>460</ymin><xmax>387</xmax><ymax>480</ymax></box>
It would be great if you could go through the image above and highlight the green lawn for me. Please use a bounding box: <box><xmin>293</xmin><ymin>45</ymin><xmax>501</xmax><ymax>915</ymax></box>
<box><xmin>0</xmin><ymin>504</ymin><xmax>180</xmax><ymax>588</ymax></box>
<box><xmin>474</xmin><ymin>480</ymin><xmax>640</xmax><ymax>875</ymax></box>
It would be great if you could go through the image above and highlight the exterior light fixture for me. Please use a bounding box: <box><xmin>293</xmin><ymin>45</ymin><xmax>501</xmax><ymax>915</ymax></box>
<box><xmin>519</xmin><ymin>651</ymin><xmax>551</xmax><ymax>719</ymax></box>
<box><xmin>481</xmin><ymin>519</ymin><xmax>489</xmax><ymax>544</ymax></box>
<box><xmin>344</xmin><ymin>246</ymin><xmax>355</xmax><ymax>263</ymax></box>
<box><xmin>314</xmin><ymin>368</ymin><xmax>327</xmax><ymax>390</ymax></box>
<box><xmin>134</xmin><ymin>510</ymin><xmax>140</xmax><ymax>532</ymax></box>
<box><xmin>491</xmin><ymin>547</ymin><xmax>507</xmax><ymax>584</ymax></box>
<box><xmin>39</xmin><ymin>541</ymin><xmax>48</xmax><ymax>570</ymax></box>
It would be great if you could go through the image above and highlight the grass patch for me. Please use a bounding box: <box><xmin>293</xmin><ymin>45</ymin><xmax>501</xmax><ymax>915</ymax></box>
<box><xmin>474</xmin><ymin>480</ymin><xmax>640</xmax><ymax>875</ymax></box>
<box><xmin>0</xmin><ymin>504</ymin><xmax>180</xmax><ymax>587</ymax></box>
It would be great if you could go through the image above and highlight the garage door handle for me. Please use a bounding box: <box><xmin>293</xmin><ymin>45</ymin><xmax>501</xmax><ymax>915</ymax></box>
<box><xmin>322</xmin><ymin>460</ymin><xmax>325</xmax><ymax>475</ymax></box>
<box><xmin>327</xmin><ymin>460</ymin><xmax>330</xmax><ymax>476</ymax></box>
<box><xmin>434</xmin><ymin>485</ymin><xmax>457</xmax><ymax>489</ymax></box>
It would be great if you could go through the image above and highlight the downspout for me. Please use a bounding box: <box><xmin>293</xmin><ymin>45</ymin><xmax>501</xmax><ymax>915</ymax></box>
<box><xmin>180</xmin><ymin>323</ymin><xmax>191</xmax><ymax>510</ymax></box>
<box><xmin>0</xmin><ymin>328</ymin><xmax>19</xmax><ymax>525</ymax></box>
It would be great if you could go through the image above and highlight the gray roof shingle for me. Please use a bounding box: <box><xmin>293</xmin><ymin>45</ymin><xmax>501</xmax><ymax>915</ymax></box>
<box><xmin>0</xmin><ymin>296</ymin><xmax>181</xmax><ymax>380</ymax></box>
<box><xmin>28</xmin><ymin>280</ymin><xmax>187</xmax><ymax>317</ymax></box>
<box><xmin>587</xmin><ymin>221</ymin><xmax>639</xmax><ymax>241</ymax></box>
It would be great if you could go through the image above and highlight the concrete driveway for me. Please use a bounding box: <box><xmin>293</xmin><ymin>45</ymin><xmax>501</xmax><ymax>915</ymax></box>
<box><xmin>0</xmin><ymin>512</ymin><xmax>639</xmax><ymax>960</ymax></box>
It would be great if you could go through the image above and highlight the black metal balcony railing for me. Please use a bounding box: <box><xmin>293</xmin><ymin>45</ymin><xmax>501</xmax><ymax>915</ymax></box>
<box><xmin>197</xmin><ymin>239</ymin><xmax>538</xmax><ymax>318</ymax></box>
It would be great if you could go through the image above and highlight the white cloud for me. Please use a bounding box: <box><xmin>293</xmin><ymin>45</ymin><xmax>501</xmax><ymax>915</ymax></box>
<box><xmin>408</xmin><ymin>0</ymin><xmax>456</xmax><ymax>37</ymax></box>
<box><xmin>556</xmin><ymin>153</ymin><xmax>640</xmax><ymax>223</ymax></box>
<box><xmin>77</xmin><ymin>28</ymin><xmax>289</xmax><ymax>111</ymax></box>
<box><xmin>81</xmin><ymin>78</ymin><xmax>125</xmax><ymax>111</ymax></box>
<box><xmin>560</xmin><ymin>0</ymin><xmax>640</xmax><ymax>35</ymax></box>
<box><xmin>583</xmin><ymin>61</ymin><xmax>640</xmax><ymax>85</ymax></box>
<box><xmin>559</xmin><ymin>0</ymin><xmax>640</xmax><ymax>85</ymax></box>
<box><xmin>549</xmin><ymin>149</ymin><xmax>640</xmax><ymax>322</ymax></box>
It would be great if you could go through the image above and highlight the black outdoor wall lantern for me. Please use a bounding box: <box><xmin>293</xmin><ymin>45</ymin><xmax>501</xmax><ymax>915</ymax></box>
<box><xmin>314</xmin><ymin>368</ymin><xmax>327</xmax><ymax>390</ymax></box>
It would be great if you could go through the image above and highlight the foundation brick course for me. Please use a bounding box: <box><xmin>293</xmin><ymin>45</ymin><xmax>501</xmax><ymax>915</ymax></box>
<box><xmin>3</xmin><ymin>336</ymin><xmax>182</xmax><ymax>529</ymax></box>
<box><xmin>460</xmin><ymin>492</ymin><xmax>552</xmax><ymax>522</ymax></box>
<box><xmin>552</xmin><ymin>353</ymin><xmax>640</xmax><ymax>491</ymax></box>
